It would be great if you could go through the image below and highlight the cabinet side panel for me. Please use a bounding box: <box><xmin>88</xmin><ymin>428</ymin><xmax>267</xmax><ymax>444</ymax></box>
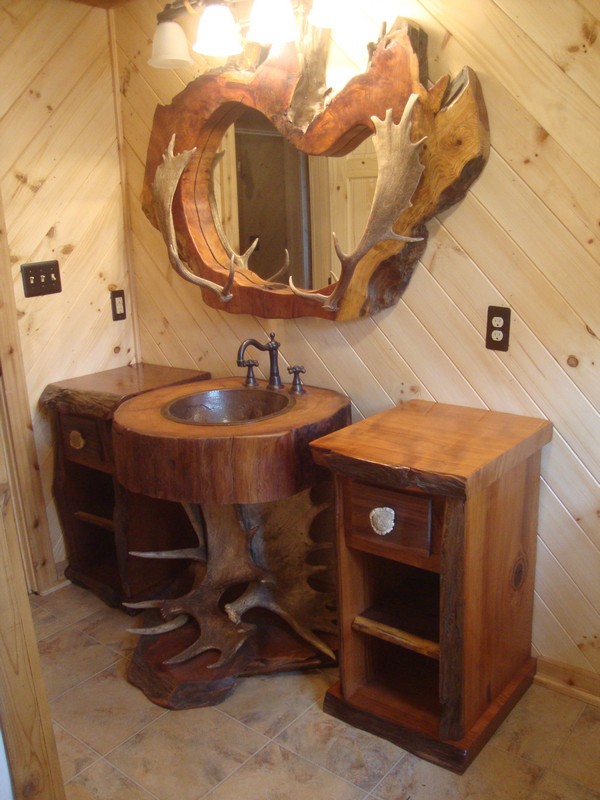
<box><xmin>462</xmin><ymin>453</ymin><xmax>541</xmax><ymax>729</ymax></box>
<box><xmin>337</xmin><ymin>477</ymin><xmax>373</xmax><ymax>696</ymax></box>
<box><xmin>439</xmin><ymin>497</ymin><xmax>466</xmax><ymax>741</ymax></box>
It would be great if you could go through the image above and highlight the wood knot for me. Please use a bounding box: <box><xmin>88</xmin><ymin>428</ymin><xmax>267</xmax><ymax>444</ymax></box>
<box><xmin>512</xmin><ymin>557</ymin><xmax>527</xmax><ymax>590</ymax></box>
<box><xmin>567</xmin><ymin>355</ymin><xmax>579</xmax><ymax>368</ymax></box>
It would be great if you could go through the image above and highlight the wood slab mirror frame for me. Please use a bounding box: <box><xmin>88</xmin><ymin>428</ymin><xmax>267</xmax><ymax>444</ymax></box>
<box><xmin>142</xmin><ymin>17</ymin><xmax>489</xmax><ymax>321</ymax></box>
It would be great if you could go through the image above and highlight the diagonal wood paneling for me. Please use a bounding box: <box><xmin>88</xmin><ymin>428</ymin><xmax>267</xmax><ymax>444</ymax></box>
<box><xmin>114</xmin><ymin>0</ymin><xmax>600</xmax><ymax>678</ymax></box>
<box><xmin>0</xmin><ymin>0</ymin><xmax>136</xmax><ymax>563</ymax></box>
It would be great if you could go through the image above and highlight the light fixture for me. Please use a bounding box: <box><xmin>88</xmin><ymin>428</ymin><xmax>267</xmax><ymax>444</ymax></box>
<box><xmin>247</xmin><ymin>0</ymin><xmax>297</xmax><ymax>46</ymax></box>
<box><xmin>193</xmin><ymin>4</ymin><xmax>242</xmax><ymax>57</ymax></box>
<box><xmin>307</xmin><ymin>0</ymin><xmax>341</xmax><ymax>29</ymax></box>
<box><xmin>149</xmin><ymin>0</ymin><xmax>334</xmax><ymax>68</ymax></box>
<box><xmin>148</xmin><ymin>20</ymin><xmax>193</xmax><ymax>68</ymax></box>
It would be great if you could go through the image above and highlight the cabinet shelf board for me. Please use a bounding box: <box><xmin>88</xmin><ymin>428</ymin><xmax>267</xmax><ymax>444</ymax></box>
<box><xmin>73</xmin><ymin>510</ymin><xmax>114</xmax><ymax>531</ymax></box>
<box><xmin>353</xmin><ymin>614</ymin><xmax>440</xmax><ymax>659</ymax></box>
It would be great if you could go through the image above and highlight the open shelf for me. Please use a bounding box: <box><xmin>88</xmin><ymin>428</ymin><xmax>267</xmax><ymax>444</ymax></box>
<box><xmin>73</xmin><ymin>511</ymin><xmax>114</xmax><ymax>532</ymax></box>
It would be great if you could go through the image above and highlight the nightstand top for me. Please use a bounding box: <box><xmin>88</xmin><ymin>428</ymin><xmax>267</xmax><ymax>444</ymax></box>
<box><xmin>310</xmin><ymin>400</ymin><xmax>553</xmax><ymax>497</ymax></box>
<box><xmin>40</xmin><ymin>364</ymin><xmax>210</xmax><ymax>419</ymax></box>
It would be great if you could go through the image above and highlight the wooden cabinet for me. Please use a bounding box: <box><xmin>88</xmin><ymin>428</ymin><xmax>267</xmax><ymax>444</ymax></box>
<box><xmin>40</xmin><ymin>364</ymin><xmax>210</xmax><ymax>609</ymax></box>
<box><xmin>310</xmin><ymin>400</ymin><xmax>553</xmax><ymax>773</ymax></box>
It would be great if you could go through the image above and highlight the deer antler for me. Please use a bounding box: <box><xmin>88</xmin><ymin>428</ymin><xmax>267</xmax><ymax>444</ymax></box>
<box><xmin>290</xmin><ymin>94</ymin><xmax>426</xmax><ymax>310</ymax></box>
<box><xmin>153</xmin><ymin>135</ymin><xmax>234</xmax><ymax>301</ymax></box>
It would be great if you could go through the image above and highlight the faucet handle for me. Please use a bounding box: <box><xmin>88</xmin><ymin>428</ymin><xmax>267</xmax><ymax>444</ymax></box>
<box><xmin>287</xmin><ymin>365</ymin><xmax>306</xmax><ymax>395</ymax></box>
<box><xmin>240</xmin><ymin>359</ymin><xmax>259</xmax><ymax>387</ymax></box>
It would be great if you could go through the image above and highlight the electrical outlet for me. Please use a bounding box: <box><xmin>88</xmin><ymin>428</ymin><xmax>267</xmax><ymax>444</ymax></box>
<box><xmin>486</xmin><ymin>306</ymin><xmax>511</xmax><ymax>351</ymax></box>
<box><xmin>21</xmin><ymin>260</ymin><xmax>61</xmax><ymax>297</ymax></box>
<box><xmin>111</xmin><ymin>290</ymin><xmax>126</xmax><ymax>321</ymax></box>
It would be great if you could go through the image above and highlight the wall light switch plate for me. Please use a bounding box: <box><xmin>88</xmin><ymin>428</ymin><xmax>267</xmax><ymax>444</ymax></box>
<box><xmin>21</xmin><ymin>260</ymin><xmax>61</xmax><ymax>297</ymax></box>
<box><xmin>110</xmin><ymin>289</ymin><xmax>126</xmax><ymax>321</ymax></box>
<box><xmin>486</xmin><ymin>306</ymin><xmax>511</xmax><ymax>351</ymax></box>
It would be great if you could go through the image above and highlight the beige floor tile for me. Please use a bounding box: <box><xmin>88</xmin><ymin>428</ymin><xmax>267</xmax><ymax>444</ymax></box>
<box><xmin>53</xmin><ymin>723</ymin><xmax>100</xmax><ymax>782</ymax></box>
<box><xmin>492</xmin><ymin>685</ymin><xmax>585</xmax><ymax>767</ymax></box>
<box><xmin>552</xmin><ymin>706</ymin><xmax>600</xmax><ymax>793</ymax></box>
<box><xmin>372</xmin><ymin>745</ymin><xmax>543</xmax><ymax>800</ymax></box>
<box><xmin>35</xmin><ymin>583</ymin><xmax>108</xmax><ymax>625</ymax></box>
<box><xmin>205</xmin><ymin>742</ymin><xmax>366</xmax><ymax>799</ymax></box>
<box><xmin>74</xmin><ymin>607</ymin><xmax>145</xmax><ymax>657</ymax></box>
<box><xmin>65</xmin><ymin>759</ymin><xmax>159</xmax><ymax>800</ymax></box>
<box><xmin>107</xmin><ymin>705</ymin><xmax>268</xmax><ymax>800</ymax></box>
<box><xmin>275</xmin><ymin>703</ymin><xmax>404</xmax><ymax>790</ymax></box>
<box><xmin>31</xmin><ymin>604</ymin><xmax>68</xmax><ymax>641</ymax></box>
<box><xmin>38</xmin><ymin>627</ymin><xmax>119</xmax><ymax>700</ymax></box>
<box><xmin>529</xmin><ymin>770</ymin><xmax>600</xmax><ymax>800</ymax></box>
<box><xmin>51</xmin><ymin>661</ymin><xmax>166</xmax><ymax>755</ymax></box>
<box><xmin>217</xmin><ymin>669</ymin><xmax>335</xmax><ymax>737</ymax></box>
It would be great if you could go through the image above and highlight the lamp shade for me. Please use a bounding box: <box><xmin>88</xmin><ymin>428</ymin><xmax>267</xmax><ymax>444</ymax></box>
<box><xmin>247</xmin><ymin>0</ymin><xmax>297</xmax><ymax>45</ymax></box>
<box><xmin>193</xmin><ymin>4</ymin><xmax>242</xmax><ymax>57</ymax></box>
<box><xmin>148</xmin><ymin>20</ymin><xmax>192</xmax><ymax>68</ymax></box>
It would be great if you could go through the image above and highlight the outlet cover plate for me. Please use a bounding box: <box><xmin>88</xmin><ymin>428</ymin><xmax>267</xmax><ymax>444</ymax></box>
<box><xmin>486</xmin><ymin>306</ymin><xmax>511</xmax><ymax>351</ymax></box>
<box><xmin>110</xmin><ymin>289</ymin><xmax>126</xmax><ymax>321</ymax></box>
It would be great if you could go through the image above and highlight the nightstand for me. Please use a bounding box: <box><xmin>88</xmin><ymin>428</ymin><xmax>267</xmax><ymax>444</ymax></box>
<box><xmin>40</xmin><ymin>364</ymin><xmax>210</xmax><ymax>609</ymax></box>
<box><xmin>310</xmin><ymin>400</ymin><xmax>552</xmax><ymax>772</ymax></box>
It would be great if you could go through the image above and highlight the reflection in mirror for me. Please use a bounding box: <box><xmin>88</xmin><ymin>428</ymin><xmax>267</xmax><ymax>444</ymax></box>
<box><xmin>212</xmin><ymin>108</ymin><xmax>377</xmax><ymax>291</ymax></box>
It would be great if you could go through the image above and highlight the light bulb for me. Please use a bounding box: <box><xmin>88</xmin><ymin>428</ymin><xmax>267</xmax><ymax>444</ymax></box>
<box><xmin>247</xmin><ymin>0</ymin><xmax>297</xmax><ymax>45</ymax></box>
<box><xmin>193</xmin><ymin>4</ymin><xmax>242</xmax><ymax>57</ymax></box>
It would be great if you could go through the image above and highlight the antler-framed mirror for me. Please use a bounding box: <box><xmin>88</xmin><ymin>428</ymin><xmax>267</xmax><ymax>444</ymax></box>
<box><xmin>142</xmin><ymin>16</ymin><xmax>489</xmax><ymax>321</ymax></box>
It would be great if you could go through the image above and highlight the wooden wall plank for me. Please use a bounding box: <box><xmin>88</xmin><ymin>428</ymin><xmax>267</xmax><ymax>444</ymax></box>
<box><xmin>0</xmin><ymin>1</ymin><xmax>88</xmax><ymax>119</ymax></box>
<box><xmin>535</xmin><ymin>542</ymin><xmax>600</xmax><ymax>672</ymax></box>
<box><xmin>419</xmin><ymin>0</ymin><xmax>600</xmax><ymax>184</ymax></box>
<box><xmin>492</xmin><ymin>0</ymin><xmax>600</xmax><ymax>105</ymax></box>
<box><xmin>1</xmin><ymin>0</ymin><xmax>137</xmax><ymax>570</ymax></box>
<box><xmin>0</xmin><ymin>185</ymin><xmax>56</xmax><ymax>592</ymax></box>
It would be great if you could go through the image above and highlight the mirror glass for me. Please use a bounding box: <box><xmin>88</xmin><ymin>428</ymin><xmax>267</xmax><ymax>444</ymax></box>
<box><xmin>211</xmin><ymin>107</ymin><xmax>377</xmax><ymax>291</ymax></box>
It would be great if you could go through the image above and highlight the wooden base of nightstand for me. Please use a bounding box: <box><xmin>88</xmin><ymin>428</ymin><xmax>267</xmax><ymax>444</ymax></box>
<box><xmin>323</xmin><ymin>657</ymin><xmax>536</xmax><ymax>774</ymax></box>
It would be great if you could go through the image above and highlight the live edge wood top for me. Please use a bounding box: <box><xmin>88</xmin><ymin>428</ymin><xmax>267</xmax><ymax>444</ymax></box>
<box><xmin>310</xmin><ymin>400</ymin><xmax>553</xmax><ymax>498</ymax></box>
<box><xmin>40</xmin><ymin>363</ymin><xmax>210</xmax><ymax>419</ymax></box>
<box><xmin>112</xmin><ymin>377</ymin><xmax>351</xmax><ymax>505</ymax></box>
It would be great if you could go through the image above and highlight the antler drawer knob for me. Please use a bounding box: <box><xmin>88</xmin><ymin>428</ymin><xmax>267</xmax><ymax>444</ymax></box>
<box><xmin>369</xmin><ymin>506</ymin><xmax>395</xmax><ymax>536</ymax></box>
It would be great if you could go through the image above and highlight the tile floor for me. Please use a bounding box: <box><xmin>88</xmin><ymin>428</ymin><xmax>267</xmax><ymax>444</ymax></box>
<box><xmin>31</xmin><ymin>582</ymin><xmax>600</xmax><ymax>800</ymax></box>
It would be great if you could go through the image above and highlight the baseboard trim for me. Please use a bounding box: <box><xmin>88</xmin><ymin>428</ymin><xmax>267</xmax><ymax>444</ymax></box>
<box><xmin>535</xmin><ymin>657</ymin><xmax>600</xmax><ymax>708</ymax></box>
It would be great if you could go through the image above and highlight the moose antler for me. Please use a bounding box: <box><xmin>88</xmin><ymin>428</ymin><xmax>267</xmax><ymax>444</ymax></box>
<box><xmin>290</xmin><ymin>94</ymin><xmax>426</xmax><ymax>310</ymax></box>
<box><xmin>153</xmin><ymin>135</ymin><xmax>234</xmax><ymax>301</ymax></box>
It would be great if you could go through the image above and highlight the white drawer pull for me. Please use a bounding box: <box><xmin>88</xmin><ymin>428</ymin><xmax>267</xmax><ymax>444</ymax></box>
<box><xmin>369</xmin><ymin>506</ymin><xmax>395</xmax><ymax>536</ymax></box>
<box><xmin>69</xmin><ymin>430</ymin><xmax>86</xmax><ymax>450</ymax></box>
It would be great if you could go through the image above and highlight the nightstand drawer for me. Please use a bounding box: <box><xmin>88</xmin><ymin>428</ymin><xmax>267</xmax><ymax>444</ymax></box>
<box><xmin>345</xmin><ymin>481</ymin><xmax>435</xmax><ymax>564</ymax></box>
<box><xmin>60</xmin><ymin>414</ymin><xmax>107</xmax><ymax>468</ymax></box>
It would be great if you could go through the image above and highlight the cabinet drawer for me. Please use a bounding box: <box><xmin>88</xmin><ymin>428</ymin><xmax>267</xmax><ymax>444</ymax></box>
<box><xmin>60</xmin><ymin>414</ymin><xmax>107</xmax><ymax>469</ymax></box>
<box><xmin>345</xmin><ymin>481</ymin><xmax>436</xmax><ymax>565</ymax></box>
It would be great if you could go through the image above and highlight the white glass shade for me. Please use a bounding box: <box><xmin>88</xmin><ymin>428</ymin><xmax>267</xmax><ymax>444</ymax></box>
<box><xmin>193</xmin><ymin>4</ymin><xmax>242</xmax><ymax>57</ymax></box>
<box><xmin>148</xmin><ymin>21</ymin><xmax>192</xmax><ymax>68</ymax></box>
<box><xmin>247</xmin><ymin>0</ymin><xmax>297</xmax><ymax>45</ymax></box>
<box><xmin>307</xmin><ymin>0</ymin><xmax>341</xmax><ymax>29</ymax></box>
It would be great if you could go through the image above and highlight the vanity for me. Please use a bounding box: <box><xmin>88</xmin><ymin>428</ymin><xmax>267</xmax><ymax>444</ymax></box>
<box><xmin>310</xmin><ymin>400</ymin><xmax>552</xmax><ymax>773</ymax></box>
<box><xmin>110</xmin><ymin>344</ymin><xmax>351</xmax><ymax>708</ymax></box>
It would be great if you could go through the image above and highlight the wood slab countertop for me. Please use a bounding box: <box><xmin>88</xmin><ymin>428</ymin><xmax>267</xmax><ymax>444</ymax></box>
<box><xmin>310</xmin><ymin>400</ymin><xmax>553</xmax><ymax>498</ymax></box>
<box><xmin>113</xmin><ymin>378</ymin><xmax>351</xmax><ymax>505</ymax></box>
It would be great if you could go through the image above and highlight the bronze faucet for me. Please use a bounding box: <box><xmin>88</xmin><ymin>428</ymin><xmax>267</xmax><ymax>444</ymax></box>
<box><xmin>237</xmin><ymin>332</ymin><xmax>282</xmax><ymax>390</ymax></box>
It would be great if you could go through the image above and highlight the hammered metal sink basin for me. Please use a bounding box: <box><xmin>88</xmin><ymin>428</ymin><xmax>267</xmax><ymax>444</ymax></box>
<box><xmin>162</xmin><ymin>387</ymin><xmax>294</xmax><ymax>425</ymax></box>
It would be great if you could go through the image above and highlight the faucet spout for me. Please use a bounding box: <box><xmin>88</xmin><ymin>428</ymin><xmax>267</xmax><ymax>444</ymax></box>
<box><xmin>237</xmin><ymin>332</ymin><xmax>282</xmax><ymax>390</ymax></box>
